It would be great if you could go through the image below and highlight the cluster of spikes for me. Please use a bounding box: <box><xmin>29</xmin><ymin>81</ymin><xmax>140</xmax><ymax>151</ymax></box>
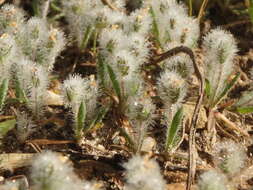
<box><xmin>0</xmin><ymin>0</ymin><xmax>249</xmax><ymax>189</ymax></box>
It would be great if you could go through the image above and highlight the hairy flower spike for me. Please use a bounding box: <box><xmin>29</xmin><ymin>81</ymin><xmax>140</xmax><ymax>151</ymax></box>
<box><xmin>15</xmin><ymin>111</ymin><xmax>36</xmax><ymax>142</ymax></box>
<box><xmin>198</xmin><ymin>170</ymin><xmax>228</xmax><ymax>190</ymax></box>
<box><xmin>0</xmin><ymin>33</ymin><xmax>17</xmax><ymax>82</ymax></box>
<box><xmin>62</xmin><ymin>74</ymin><xmax>98</xmax><ymax>116</ymax></box>
<box><xmin>213</xmin><ymin>140</ymin><xmax>246</xmax><ymax>175</ymax></box>
<box><xmin>157</xmin><ymin>70</ymin><xmax>187</xmax><ymax>108</ymax></box>
<box><xmin>203</xmin><ymin>28</ymin><xmax>238</xmax><ymax>107</ymax></box>
<box><xmin>16</xmin><ymin>17</ymin><xmax>66</xmax><ymax>70</ymax></box>
<box><xmin>164</xmin><ymin>54</ymin><xmax>194</xmax><ymax>79</ymax></box>
<box><xmin>126</xmin><ymin>93</ymin><xmax>156</xmax><ymax>151</ymax></box>
<box><xmin>147</xmin><ymin>0</ymin><xmax>199</xmax><ymax>48</ymax></box>
<box><xmin>0</xmin><ymin>4</ymin><xmax>25</xmax><ymax>35</ymax></box>
<box><xmin>62</xmin><ymin>74</ymin><xmax>98</xmax><ymax>140</ymax></box>
<box><xmin>15</xmin><ymin>60</ymin><xmax>49</xmax><ymax>117</ymax></box>
<box><xmin>123</xmin><ymin>155</ymin><xmax>166</xmax><ymax>190</ymax></box>
<box><xmin>31</xmin><ymin>151</ymin><xmax>86</xmax><ymax>190</ymax></box>
<box><xmin>122</xmin><ymin>8</ymin><xmax>151</xmax><ymax>35</ymax></box>
<box><xmin>62</xmin><ymin>0</ymin><xmax>126</xmax><ymax>48</ymax></box>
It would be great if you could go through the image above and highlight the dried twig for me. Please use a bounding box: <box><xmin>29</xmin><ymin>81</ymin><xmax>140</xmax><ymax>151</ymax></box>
<box><xmin>151</xmin><ymin>46</ymin><xmax>205</xmax><ymax>190</ymax></box>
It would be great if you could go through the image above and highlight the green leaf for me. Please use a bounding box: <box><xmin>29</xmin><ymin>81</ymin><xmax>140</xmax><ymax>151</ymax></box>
<box><xmin>236</xmin><ymin>107</ymin><xmax>253</xmax><ymax>114</ymax></box>
<box><xmin>118</xmin><ymin>127</ymin><xmax>136</xmax><ymax>152</ymax></box>
<box><xmin>0</xmin><ymin>79</ymin><xmax>9</xmax><ymax>111</ymax></box>
<box><xmin>106</xmin><ymin>64</ymin><xmax>121</xmax><ymax>100</ymax></box>
<box><xmin>0</xmin><ymin>119</ymin><xmax>16</xmax><ymax>137</ymax></box>
<box><xmin>249</xmin><ymin>0</ymin><xmax>253</xmax><ymax>23</ymax></box>
<box><xmin>97</xmin><ymin>55</ymin><xmax>106</xmax><ymax>88</ymax></box>
<box><xmin>83</xmin><ymin>106</ymin><xmax>109</xmax><ymax>135</ymax></box>
<box><xmin>80</xmin><ymin>25</ymin><xmax>94</xmax><ymax>51</ymax></box>
<box><xmin>205</xmin><ymin>78</ymin><xmax>211</xmax><ymax>98</ymax></box>
<box><xmin>75</xmin><ymin>101</ymin><xmax>86</xmax><ymax>140</ymax></box>
<box><xmin>214</xmin><ymin>73</ymin><xmax>240</xmax><ymax>106</ymax></box>
<box><xmin>165</xmin><ymin>107</ymin><xmax>183</xmax><ymax>152</ymax></box>
<box><xmin>15</xmin><ymin>80</ymin><xmax>28</xmax><ymax>103</ymax></box>
<box><xmin>150</xmin><ymin>7</ymin><xmax>161</xmax><ymax>48</ymax></box>
<box><xmin>31</xmin><ymin>0</ymin><xmax>41</xmax><ymax>16</ymax></box>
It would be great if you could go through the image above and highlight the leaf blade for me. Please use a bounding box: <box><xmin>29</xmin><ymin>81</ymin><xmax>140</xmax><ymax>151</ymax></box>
<box><xmin>165</xmin><ymin>107</ymin><xmax>184</xmax><ymax>152</ymax></box>
<box><xmin>214</xmin><ymin>73</ymin><xmax>240</xmax><ymax>106</ymax></box>
<box><xmin>75</xmin><ymin>101</ymin><xmax>86</xmax><ymax>140</ymax></box>
<box><xmin>0</xmin><ymin>119</ymin><xmax>16</xmax><ymax>137</ymax></box>
<box><xmin>236</xmin><ymin>107</ymin><xmax>253</xmax><ymax>114</ymax></box>
<box><xmin>83</xmin><ymin>106</ymin><xmax>109</xmax><ymax>135</ymax></box>
<box><xmin>0</xmin><ymin>79</ymin><xmax>9</xmax><ymax>111</ymax></box>
<box><xmin>106</xmin><ymin>64</ymin><xmax>121</xmax><ymax>100</ymax></box>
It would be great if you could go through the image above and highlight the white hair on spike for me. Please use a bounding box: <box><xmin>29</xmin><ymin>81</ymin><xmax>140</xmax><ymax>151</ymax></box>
<box><xmin>198</xmin><ymin>170</ymin><xmax>228</xmax><ymax>190</ymax></box>
<box><xmin>203</xmin><ymin>28</ymin><xmax>237</xmax><ymax>106</ymax></box>
<box><xmin>123</xmin><ymin>155</ymin><xmax>166</xmax><ymax>190</ymax></box>
<box><xmin>213</xmin><ymin>140</ymin><xmax>246</xmax><ymax>175</ymax></box>
<box><xmin>0</xmin><ymin>4</ymin><xmax>25</xmax><ymax>34</ymax></box>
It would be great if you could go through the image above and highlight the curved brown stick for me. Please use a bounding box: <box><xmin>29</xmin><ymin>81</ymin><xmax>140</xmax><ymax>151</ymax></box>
<box><xmin>153</xmin><ymin>46</ymin><xmax>205</xmax><ymax>190</ymax></box>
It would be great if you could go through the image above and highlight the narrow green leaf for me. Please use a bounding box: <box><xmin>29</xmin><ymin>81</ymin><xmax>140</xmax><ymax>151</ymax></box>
<box><xmin>97</xmin><ymin>55</ymin><xmax>106</xmax><ymax>88</ymax></box>
<box><xmin>76</xmin><ymin>101</ymin><xmax>86</xmax><ymax>140</ymax></box>
<box><xmin>119</xmin><ymin>127</ymin><xmax>136</xmax><ymax>152</ymax></box>
<box><xmin>149</xmin><ymin>7</ymin><xmax>161</xmax><ymax>47</ymax></box>
<box><xmin>0</xmin><ymin>119</ymin><xmax>16</xmax><ymax>137</ymax></box>
<box><xmin>214</xmin><ymin>73</ymin><xmax>240</xmax><ymax>106</ymax></box>
<box><xmin>165</xmin><ymin>107</ymin><xmax>183</xmax><ymax>152</ymax></box>
<box><xmin>205</xmin><ymin>78</ymin><xmax>211</xmax><ymax>98</ymax></box>
<box><xmin>15</xmin><ymin>80</ymin><xmax>28</xmax><ymax>103</ymax></box>
<box><xmin>236</xmin><ymin>107</ymin><xmax>253</xmax><ymax>114</ymax></box>
<box><xmin>106</xmin><ymin>64</ymin><xmax>121</xmax><ymax>99</ymax></box>
<box><xmin>0</xmin><ymin>79</ymin><xmax>9</xmax><ymax>111</ymax></box>
<box><xmin>50</xmin><ymin>1</ymin><xmax>62</xmax><ymax>12</ymax></box>
<box><xmin>249</xmin><ymin>0</ymin><xmax>253</xmax><ymax>23</ymax></box>
<box><xmin>83</xmin><ymin>106</ymin><xmax>109</xmax><ymax>135</ymax></box>
<box><xmin>80</xmin><ymin>25</ymin><xmax>94</xmax><ymax>51</ymax></box>
<box><xmin>31</xmin><ymin>0</ymin><xmax>41</xmax><ymax>16</ymax></box>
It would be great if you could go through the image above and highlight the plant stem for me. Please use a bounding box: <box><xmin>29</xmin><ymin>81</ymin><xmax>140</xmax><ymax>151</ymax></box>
<box><xmin>197</xmin><ymin>0</ymin><xmax>208</xmax><ymax>22</ymax></box>
<box><xmin>189</xmin><ymin>0</ymin><xmax>193</xmax><ymax>16</ymax></box>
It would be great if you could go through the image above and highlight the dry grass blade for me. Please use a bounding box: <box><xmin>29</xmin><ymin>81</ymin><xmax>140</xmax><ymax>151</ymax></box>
<box><xmin>214</xmin><ymin>111</ymin><xmax>249</xmax><ymax>137</ymax></box>
<box><xmin>0</xmin><ymin>153</ymin><xmax>36</xmax><ymax>173</ymax></box>
<box><xmin>26</xmin><ymin>139</ymin><xmax>75</xmax><ymax>145</ymax></box>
